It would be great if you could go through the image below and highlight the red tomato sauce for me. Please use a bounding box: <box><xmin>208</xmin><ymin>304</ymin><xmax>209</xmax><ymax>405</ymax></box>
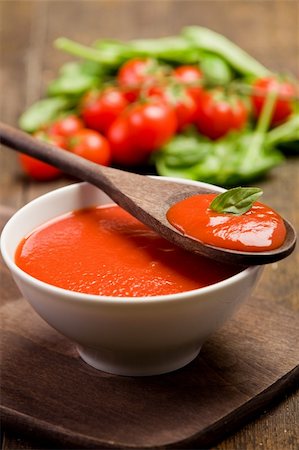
<box><xmin>15</xmin><ymin>205</ymin><xmax>242</xmax><ymax>297</ymax></box>
<box><xmin>167</xmin><ymin>194</ymin><xmax>286</xmax><ymax>252</ymax></box>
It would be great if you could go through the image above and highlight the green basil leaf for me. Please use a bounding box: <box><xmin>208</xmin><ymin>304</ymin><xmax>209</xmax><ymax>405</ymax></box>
<box><xmin>200</xmin><ymin>53</ymin><xmax>234</xmax><ymax>86</ymax></box>
<box><xmin>19</xmin><ymin>97</ymin><xmax>74</xmax><ymax>133</ymax></box>
<box><xmin>59</xmin><ymin>61</ymin><xmax>107</xmax><ymax>77</ymax></box>
<box><xmin>129</xmin><ymin>36</ymin><xmax>201</xmax><ymax>63</ymax></box>
<box><xmin>210</xmin><ymin>187</ymin><xmax>263</xmax><ymax>215</ymax></box>
<box><xmin>266</xmin><ymin>115</ymin><xmax>299</xmax><ymax>148</ymax></box>
<box><xmin>155</xmin><ymin>131</ymin><xmax>284</xmax><ymax>187</ymax></box>
<box><xmin>55</xmin><ymin>37</ymin><xmax>128</xmax><ymax>67</ymax></box>
<box><xmin>47</xmin><ymin>73</ymin><xmax>99</xmax><ymax>96</ymax></box>
<box><xmin>59</xmin><ymin>61</ymin><xmax>84</xmax><ymax>76</ymax></box>
<box><xmin>183</xmin><ymin>26</ymin><xmax>270</xmax><ymax>77</ymax></box>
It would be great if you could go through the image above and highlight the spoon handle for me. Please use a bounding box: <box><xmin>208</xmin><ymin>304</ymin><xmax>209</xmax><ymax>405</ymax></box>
<box><xmin>0</xmin><ymin>121</ymin><xmax>142</xmax><ymax>200</ymax></box>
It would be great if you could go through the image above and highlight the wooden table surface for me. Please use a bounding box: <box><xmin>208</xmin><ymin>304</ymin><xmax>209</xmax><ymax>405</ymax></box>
<box><xmin>1</xmin><ymin>1</ymin><xmax>298</xmax><ymax>449</ymax></box>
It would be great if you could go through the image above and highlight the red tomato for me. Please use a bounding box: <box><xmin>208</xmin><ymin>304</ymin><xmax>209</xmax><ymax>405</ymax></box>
<box><xmin>173</xmin><ymin>65</ymin><xmax>204</xmax><ymax>120</ymax></box>
<box><xmin>127</xmin><ymin>100</ymin><xmax>177</xmax><ymax>152</ymax></box>
<box><xmin>251</xmin><ymin>77</ymin><xmax>296</xmax><ymax>126</ymax></box>
<box><xmin>230</xmin><ymin>100</ymin><xmax>248</xmax><ymax>132</ymax></box>
<box><xmin>175</xmin><ymin>94</ymin><xmax>197</xmax><ymax>130</ymax></box>
<box><xmin>69</xmin><ymin>129</ymin><xmax>111</xmax><ymax>166</ymax></box>
<box><xmin>108</xmin><ymin>117</ymin><xmax>146</xmax><ymax>166</ymax></box>
<box><xmin>108</xmin><ymin>100</ymin><xmax>177</xmax><ymax>166</ymax></box>
<box><xmin>117</xmin><ymin>58</ymin><xmax>158</xmax><ymax>102</ymax></box>
<box><xmin>146</xmin><ymin>85</ymin><xmax>197</xmax><ymax>131</ymax></box>
<box><xmin>81</xmin><ymin>88</ymin><xmax>128</xmax><ymax>135</ymax></box>
<box><xmin>19</xmin><ymin>155</ymin><xmax>61</xmax><ymax>181</ymax></box>
<box><xmin>173</xmin><ymin>65</ymin><xmax>203</xmax><ymax>84</ymax></box>
<box><xmin>48</xmin><ymin>115</ymin><xmax>84</xmax><ymax>137</ymax></box>
<box><xmin>19</xmin><ymin>132</ymin><xmax>65</xmax><ymax>181</ymax></box>
<box><xmin>194</xmin><ymin>91</ymin><xmax>248</xmax><ymax>140</ymax></box>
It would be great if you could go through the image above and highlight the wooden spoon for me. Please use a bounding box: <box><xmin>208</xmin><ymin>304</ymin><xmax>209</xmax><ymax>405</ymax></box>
<box><xmin>0</xmin><ymin>122</ymin><xmax>296</xmax><ymax>265</ymax></box>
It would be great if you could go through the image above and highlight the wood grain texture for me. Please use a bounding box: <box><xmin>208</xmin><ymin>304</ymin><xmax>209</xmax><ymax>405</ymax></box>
<box><xmin>1</xmin><ymin>0</ymin><xmax>299</xmax><ymax>449</ymax></box>
<box><xmin>1</xmin><ymin>206</ymin><xmax>298</xmax><ymax>449</ymax></box>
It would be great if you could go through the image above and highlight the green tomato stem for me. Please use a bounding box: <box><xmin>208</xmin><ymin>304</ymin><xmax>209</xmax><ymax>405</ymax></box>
<box><xmin>266</xmin><ymin>115</ymin><xmax>299</xmax><ymax>147</ymax></box>
<box><xmin>241</xmin><ymin>91</ymin><xmax>277</xmax><ymax>172</ymax></box>
<box><xmin>255</xmin><ymin>89</ymin><xmax>278</xmax><ymax>135</ymax></box>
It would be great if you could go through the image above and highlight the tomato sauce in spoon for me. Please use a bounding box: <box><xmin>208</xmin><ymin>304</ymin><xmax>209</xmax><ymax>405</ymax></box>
<box><xmin>167</xmin><ymin>194</ymin><xmax>286</xmax><ymax>252</ymax></box>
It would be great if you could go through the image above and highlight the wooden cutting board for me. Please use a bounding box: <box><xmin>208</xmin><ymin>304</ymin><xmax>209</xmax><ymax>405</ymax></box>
<box><xmin>1</xmin><ymin>208</ymin><xmax>298</xmax><ymax>449</ymax></box>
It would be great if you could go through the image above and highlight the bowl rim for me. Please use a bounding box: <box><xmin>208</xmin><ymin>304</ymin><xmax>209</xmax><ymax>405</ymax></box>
<box><xmin>0</xmin><ymin>179</ymin><xmax>260</xmax><ymax>305</ymax></box>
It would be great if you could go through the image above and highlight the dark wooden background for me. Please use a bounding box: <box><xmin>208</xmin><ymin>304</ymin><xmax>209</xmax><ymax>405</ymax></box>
<box><xmin>0</xmin><ymin>1</ymin><xmax>298</xmax><ymax>449</ymax></box>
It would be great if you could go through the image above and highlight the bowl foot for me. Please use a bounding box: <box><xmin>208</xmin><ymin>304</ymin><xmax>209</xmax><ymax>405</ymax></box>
<box><xmin>77</xmin><ymin>344</ymin><xmax>202</xmax><ymax>376</ymax></box>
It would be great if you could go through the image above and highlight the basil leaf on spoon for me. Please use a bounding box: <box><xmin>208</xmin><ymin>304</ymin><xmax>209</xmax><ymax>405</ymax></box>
<box><xmin>210</xmin><ymin>187</ymin><xmax>263</xmax><ymax>215</ymax></box>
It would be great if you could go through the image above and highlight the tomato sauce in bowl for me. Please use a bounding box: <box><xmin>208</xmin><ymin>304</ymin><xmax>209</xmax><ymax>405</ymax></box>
<box><xmin>15</xmin><ymin>204</ymin><xmax>242</xmax><ymax>297</ymax></box>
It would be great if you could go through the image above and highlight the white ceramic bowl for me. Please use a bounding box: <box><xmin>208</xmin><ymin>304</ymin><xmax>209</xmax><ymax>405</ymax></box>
<box><xmin>1</xmin><ymin>179</ymin><xmax>263</xmax><ymax>376</ymax></box>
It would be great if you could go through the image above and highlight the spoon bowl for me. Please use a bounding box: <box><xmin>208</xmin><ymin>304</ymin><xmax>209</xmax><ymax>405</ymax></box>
<box><xmin>0</xmin><ymin>121</ymin><xmax>296</xmax><ymax>265</ymax></box>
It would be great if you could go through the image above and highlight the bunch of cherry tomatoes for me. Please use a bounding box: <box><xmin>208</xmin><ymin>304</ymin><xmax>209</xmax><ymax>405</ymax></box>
<box><xmin>20</xmin><ymin>58</ymin><xmax>296</xmax><ymax>180</ymax></box>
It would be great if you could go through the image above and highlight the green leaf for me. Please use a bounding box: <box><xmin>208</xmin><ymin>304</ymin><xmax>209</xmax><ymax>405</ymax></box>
<box><xmin>183</xmin><ymin>26</ymin><xmax>270</xmax><ymax>77</ymax></box>
<box><xmin>266</xmin><ymin>115</ymin><xmax>299</xmax><ymax>148</ymax></box>
<box><xmin>154</xmin><ymin>131</ymin><xmax>284</xmax><ymax>187</ymax></box>
<box><xmin>59</xmin><ymin>60</ymin><xmax>107</xmax><ymax>77</ymax></box>
<box><xmin>93</xmin><ymin>39</ymin><xmax>132</xmax><ymax>66</ymax></box>
<box><xmin>81</xmin><ymin>60</ymin><xmax>109</xmax><ymax>77</ymax></box>
<box><xmin>157</xmin><ymin>134</ymin><xmax>211</xmax><ymax>167</ymax></box>
<box><xmin>55</xmin><ymin>38</ymin><xmax>127</xmax><ymax>67</ymax></box>
<box><xmin>19</xmin><ymin>97</ymin><xmax>74</xmax><ymax>132</ymax></box>
<box><xmin>200</xmin><ymin>53</ymin><xmax>234</xmax><ymax>86</ymax></box>
<box><xmin>59</xmin><ymin>61</ymin><xmax>84</xmax><ymax>76</ymax></box>
<box><xmin>57</xmin><ymin>35</ymin><xmax>201</xmax><ymax>67</ymax></box>
<box><xmin>47</xmin><ymin>73</ymin><xmax>99</xmax><ymax>96</ymax></box>
<box><xmin>129</xmin><ymin>36</ymin><xmax>201</xmax><ymax>63</ymax></box>
<box><xmin>210</xmin><ymin>187</ymin><xmax>263</xmax><ymax>215</ymax></box>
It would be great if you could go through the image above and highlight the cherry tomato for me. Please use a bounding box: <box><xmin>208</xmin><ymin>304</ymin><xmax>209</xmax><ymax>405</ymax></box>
<box><xmin>146</xmin><ymin>85</ymin><xmax>197</xmax><ymax>131</ymax></box>
<box><xmin>108</xmin><ymin>100</ymin><xmax>177</xmax><ymax>166</ymax></box>
<box><xmin>117</xmin><ymin>58</ymin><xmax>158</xmax><ymax>102</ymax></box>
<box><xmin>108</xmin><ymin>117</ymin><xmax>146</xmax><ymax>166</ymax></box>
<box><xmin>69</xmin><ymin>129</ymin><xmax>111</xmax><ymax>166</ymax></box>
<box><xmin>81</xmin><ymin>88</ymin><xmax>128</xmax><ymax>135</ymax></box>
<box><xmin>127</xmin><ymin>100</ymin><xmax>177</xmax><ymax>152</ymax></box>
<box><xmin>194</xmin><ymin>90</ymin><xmax>248</xmax><ymax>140</ymax></box>
<box><xmin>175</xmin><ymin>94</ymin><xmax>198</xmax><ymax>130</ymax></box>
<box><xmin>19</xmin><ymin>155</ymin><xmax>61</xmax><ymax>181</ymax></box>
<box><xmin>173</xmin><ymin>65</ymin><xmax>203</xmax><ymax>85</ymax></box>
<box><xmin>19</xmin><ymin>132</ymin><xmax>65</xmax><ymax>181</ymax></box>
<box><xmin>48</xmin><ymin>115</ymin><xmax>84</xmax><ymax>137</ymax></box>
<box><xmin>251</xmin><ymin>77</ymin><xmax>296</xmax><ymax>126</ymax></box>
<box><xmin>173</xmin><ymin>65</ymin><xmax>204</xmax><ymax>119</ymax></box>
